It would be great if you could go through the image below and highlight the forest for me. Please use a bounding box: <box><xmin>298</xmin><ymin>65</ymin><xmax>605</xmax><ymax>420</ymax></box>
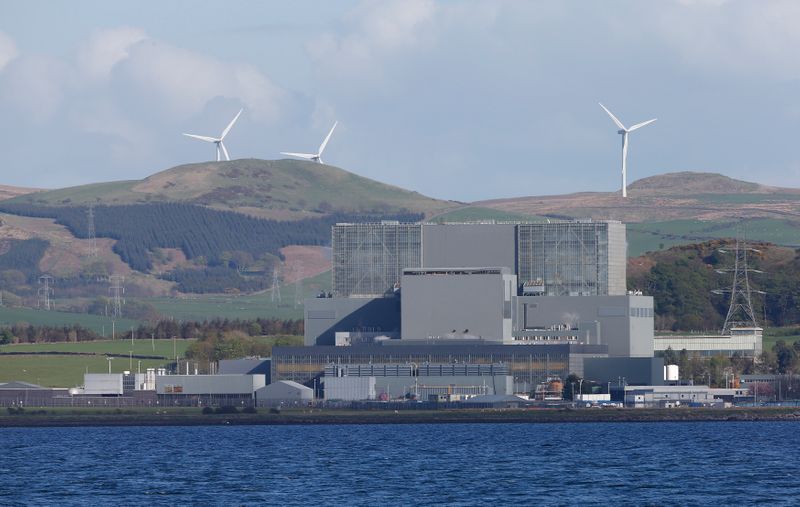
<box><xmin>0</xmin><ymin>202</ymin><xmax>422</xmax><ymax>272</ymax></box>
<box><xmin>628</xmin><ymin>240</ymin><xmax>800</xmax><ymax>331</ymax></box>
<box><xmin>0</xmin><ymin>317</ymin><xmax>303</xmax><ymax>345</ymax></box>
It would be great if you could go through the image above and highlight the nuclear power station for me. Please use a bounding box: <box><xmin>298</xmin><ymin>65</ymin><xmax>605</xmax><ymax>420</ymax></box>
<box><xmin>273</xmin><ymin>219</ymin><xmax>662</xmax><ymax>398</ymax></box>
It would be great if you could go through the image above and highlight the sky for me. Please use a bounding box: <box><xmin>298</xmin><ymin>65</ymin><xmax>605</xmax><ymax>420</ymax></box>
<box><xmin>2</xmin><ymin>0</ymin><xmax>800</xmax><ymax>202</ymax></box>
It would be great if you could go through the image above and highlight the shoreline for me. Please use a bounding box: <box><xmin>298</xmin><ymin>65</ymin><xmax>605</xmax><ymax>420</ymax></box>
<box><xmin>2</xmin><ymin>407</ymin><xmax>800</xmax><ymax>428</ymax></box>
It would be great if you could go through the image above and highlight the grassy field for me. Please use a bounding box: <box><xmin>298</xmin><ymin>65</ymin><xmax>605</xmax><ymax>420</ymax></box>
<box><xmin>0</xmin><ymin>339</ymin><xmax>192</xmax><ymax>387</ymax></box>
<box><xmin>0</xmin><ymin>306</ymin><xmax>140</xmax><ymax>335</ymax></box>
<box><xmin>143</xmin><ymin>270</ymin><xmax>331</xmax><ymax>321</ymax></box>
<box><xmin>0</xmin><ymin>355</ymin><xmax>174</xmax><ymax>387</ymax></box>
<box><xmin>627</xmin><ymin>218</ymin><xmax>800</xmax><ymax>256</ymax></box>
<box><xmin>0</xmin><ymin>338</ymin><xmax>191</xmax><ymax>357</ymax></box>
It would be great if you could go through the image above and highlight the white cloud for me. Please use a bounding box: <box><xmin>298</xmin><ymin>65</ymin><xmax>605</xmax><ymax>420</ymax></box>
<box><xmin>308</xmin><ymin>0</ymin><xmax>438</xmax><ymax>78</ymax></box>
<box><xmin>77</xmin><ymin>27</ymin><xmax>147</xmax><ymax>81</ymax></box>
<box><xmin>658</xmin><ymin>1</ymin><xmax>800</xmax><ymax>79</ymax></box>
<box><xmin>117</xmin><ymin>39</ymin><xmax>284</xmax><ymax>122</ymax></box>
<box><xmin>0</xmin><ymin>31</ymin><xmax>18</xmax><ymax>72</ymax></box>
<box><xmin>1</xmin><ymin>54</ymin><xmax>69</xmax><ymax>121</ymax></box>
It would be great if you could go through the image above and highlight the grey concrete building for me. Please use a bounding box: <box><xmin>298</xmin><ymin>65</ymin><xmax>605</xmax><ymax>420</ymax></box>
<box><xmin>401</xmin><ymin>267</ymin><xmax>516</xmax><ymax>343</ymax></box>
<box><xmin>218</xmin><ymin>358</ymin><xmax>271</xmax><ymax>377</ymax></box>
<box><xmin>155</xmin><ymin>374</ymin><xmax>265</xmax><ymax>395</ymax></box>
<box><xmin>331</xmin><ymin>220</ymin><xmax>626</xmax><ymax>298</ymax></box>
<box><xmin>304</xmin><ymin>295</ymin><xmax>400</xmax><ymax>346</ymax></box>
<box><xmin>583</xmin><ymin>357</ymin><xmax>665</xmax><ymax>386</ymax></box>
<box><xmin>272</xmin><ymin>343</ymin><xmax>607</xmax><ymax>394</ymax></box>
<box><xmin>515</xmin><ymin>294</ymin><xmax>654</xmax><ymax>357</ymax></box>
<box><xmin>422</xmin><ymin>223</ymin><xmax>517</xmax><ymax>271</ymax></box>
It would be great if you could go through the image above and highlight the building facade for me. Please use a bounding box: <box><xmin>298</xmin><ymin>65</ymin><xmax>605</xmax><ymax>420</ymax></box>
<box><xmin>331</xmin><ymin>220</ymin><xmax>627</xmax><ymax>297</ymax></box>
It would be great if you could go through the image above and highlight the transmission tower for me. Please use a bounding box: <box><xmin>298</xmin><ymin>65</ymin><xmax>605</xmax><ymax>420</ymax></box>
<box><xmin>712</xmin><ymin>233</ymin><xmax>764</xmax><ymax>335</ymax></box>
<box><xmin>109</xmin><ymin>275</ymin><xmax>125</xmax><ymax>318</ymax></box>
<box><xmin>37</xmin><ymin>275</ymin><xmax>54</xmax><ymax>310</ymax></box>
<box><xmin>270</xmin><ymin>264</ymin><xmax>282</xmax><ymax>303</ymax></box>
<box><xmin>87</xmin><ymin>204</ymin><xmax>98</xmax><ymax>258</ymax></box>
<box><xmin>294</xmin><ymin>261</ymin><xmax>304</xmax><ymax>308</ymax></box>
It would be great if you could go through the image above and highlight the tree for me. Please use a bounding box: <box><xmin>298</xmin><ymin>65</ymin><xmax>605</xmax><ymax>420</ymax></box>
<box><xmin>663</xmin><ymin>346</ymin><xmax>677</xmax><ymax>365</ymax></box>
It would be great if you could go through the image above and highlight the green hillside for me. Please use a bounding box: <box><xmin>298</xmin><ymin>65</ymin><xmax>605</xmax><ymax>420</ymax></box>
<box><xmin>629</xmin><ymin>240</ymin><xmax>800</xmax><ymax>331</ymax></box>
<box><xmin>627</xmin><ymin>218</ymin><xmax>800</xmax><ymax>256</ymax></box>
<box><xmin>7</xmin><ymin>159</ymin><xmax>453</xmax><ymax>217</ymax></box>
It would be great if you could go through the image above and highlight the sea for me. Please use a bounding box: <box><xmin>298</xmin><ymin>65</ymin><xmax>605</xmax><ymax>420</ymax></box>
<box><xmin>1</xmin><ymin>421</ymin><xmax>798</xmax><ymax>506</ymax></box>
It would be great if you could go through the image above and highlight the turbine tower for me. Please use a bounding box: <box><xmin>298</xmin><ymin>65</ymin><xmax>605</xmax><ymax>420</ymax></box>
<box><xmin>281</xmin><ymin>121</ymin><xmax>338</xmax><ymax>164</ymax></box>
<box><xmin>599</xmin><ymin>103</ymin><xmax>656</xmax><ymax>198</ymax></box>
<box><xmin>183</xmin><ymin>108</ymin><xmax>243</xmax><ymax>162</ymax></box>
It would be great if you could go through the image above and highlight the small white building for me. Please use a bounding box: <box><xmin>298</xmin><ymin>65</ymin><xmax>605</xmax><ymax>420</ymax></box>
<box><xmin>83</xmin><ymin>374</ymin><xmax>124</xmax><ymax>395</ymax></box>
<box><xmin>623</xmin><ymin>385</ymin><xmax>718</xmax><ymax>408</ymax></box>
<box><xmin>255</xmin><ymin>380</ymin><xmax>313</xmax><ymax>407</ymax></box>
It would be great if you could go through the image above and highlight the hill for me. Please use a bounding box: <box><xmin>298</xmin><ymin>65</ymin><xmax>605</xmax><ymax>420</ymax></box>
<box><xmin>6</xmin><ymin>159</ymin><xmax>454</xmax><ymax>219</ymax></box>
<box><xmin>475</xmin><ymin>172</ymin><xmax>800</xmax><ymax>223</ymax></box>
<box><xmin>470</xmin><ymin>172</ymin><xmax>800</xmax><ymax>255</ymax></box>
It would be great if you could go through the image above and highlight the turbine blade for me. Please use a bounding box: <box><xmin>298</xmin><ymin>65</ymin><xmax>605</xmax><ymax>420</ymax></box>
<box><xmin>280</xmin><ymin>152</ymin><xmax>316</xmax><ymax>159</ymax></box>
<box><xmin>318</xmin><ymin>121</ymin><xmax>338</xmax><ymax>155</ymax></box>
<box><xmin>599</xmin><ymin>103</ymin><xmax>626</xmax><ymax>130</ymax></box>
<box><xmin>221</xmin><ymin>142</ymin><xmax>230</xmax><ymax>161</ymax></box>
<box><xmin>183</xmin><ymin>133</ymin><xmax>219</xmax><ymax>143</ymax></box>
<box><xmin>220</xmin><ymin>108</ymin><xmax>243</xmax><ymax>140</ymax></box>
<box><xmin>628</xmin><ymin>118</ymin><xmax>657</xmax><ymax>132</ymax></box>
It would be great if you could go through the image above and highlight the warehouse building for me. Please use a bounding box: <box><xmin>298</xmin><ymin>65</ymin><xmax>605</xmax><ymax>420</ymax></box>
<box><xmin>255</xmin><ymin>380</ymin><xmax>312</xmax><ymax>407</ymax></box>
<box><xmin>322</xmin><ymin>362</ymin><xmax>514</xmax><ymax>401</ymax></box>
<box><xmin>156</xmin><ymin>374</ymin><xmax>265</xmax><ymax>406</ymax></box>
<box><xmin>272</xmin><ymin>342</ymin><xmax>607</xmax><ymax>394</ymax></box>
<box><xmin>653</xmin><ymin>327</ymin><xmax>763</xmax><ymax>357</ymax></box>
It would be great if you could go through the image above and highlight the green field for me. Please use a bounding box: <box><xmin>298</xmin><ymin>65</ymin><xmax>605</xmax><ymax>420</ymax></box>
<box><xmin>0</xmin><ymin>338</ymin><xmax>191</xmax><ymax>357</ymax></box>
<box><xmin>0</xmin><ymin>339</ymin><xmax>192</xmax><ymax>387</ymax></box>
<box><xmin>144</xmin><ymin>270</ymin><xmax>331</xmax><ymax>321</ymax></box>
<box><xmin>627</xmin><ymin>218</ymin><xmax>800</xmax><ymax>256</ymax></box>
<box><xmin>0</xmin><ymin>306</ymin><xmax>141</xmax><ymax>335</ymax></box>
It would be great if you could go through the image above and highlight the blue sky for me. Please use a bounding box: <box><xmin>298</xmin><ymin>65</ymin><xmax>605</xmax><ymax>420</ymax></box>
<box><xmin>1</xmin><ymin>0</ymin><xmax>800</xmax><ymax>201</ymax></box>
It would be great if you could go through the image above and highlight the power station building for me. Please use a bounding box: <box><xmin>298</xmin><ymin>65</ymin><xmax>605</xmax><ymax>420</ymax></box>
<box><xmin>274</xmin><ymin>220</ymin><xmax>660</xmax><ymax>399</ymax></box>
<box><xmin>332</xmin><ymin>221</ymin><xmax>627</xmax><ymax>298</ymax></box>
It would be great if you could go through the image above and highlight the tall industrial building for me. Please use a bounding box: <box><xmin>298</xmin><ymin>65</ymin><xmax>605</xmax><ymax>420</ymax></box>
<box><xmin>331</xmin><ymin>220</ymin><xmax>626</xmax><ymax>298</ymax></box>
<box><xmin>289</xmin><ymin>218</ymin><xmax>660</xmax><ymax>398</ymax></box>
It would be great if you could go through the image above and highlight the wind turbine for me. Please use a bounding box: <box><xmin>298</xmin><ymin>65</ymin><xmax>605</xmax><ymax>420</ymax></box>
<box><xmin>281</xmin><ymin>121</ymin><xmax>338</xmax><ymax>164</ymax></box>
<box><xmin>599</xmin><ymin>103</ymin><xmax>656</xmax><ymax>198</ymax></box>
<box><xmin>183</xmin><ymin>108</ymin><xmax>243</xmax><ymax>162</ymax></box>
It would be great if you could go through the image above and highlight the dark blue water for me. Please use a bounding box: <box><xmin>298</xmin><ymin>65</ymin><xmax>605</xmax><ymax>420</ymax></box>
<box><xmin>1</xmin><ymin>421</ymin><xmax>798</xmax><ymax>506</ymax></box>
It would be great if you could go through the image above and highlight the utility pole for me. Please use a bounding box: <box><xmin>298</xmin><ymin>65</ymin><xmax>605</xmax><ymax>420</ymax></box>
<box><xmin>87</xmin><ymin>204</ymin><xmax>98</xmax><ymax>258</ymax></box>
<box><xmin>271</xmin><ymin>264</ymin><xmax>282</xmax><ymax>303</ymax></box>
<box><xmin>109</xmin><ymin>275</ymin><xmax>125</xmax><ymax>318</ymax></box>
<box><xmin>37</xmin><ymin>275</ymin><xmax>54</xmax><ymax>310</ymax></box>
<box><xmin>294</xmin><ymin>261</ymin><xmax>304</xmax><ymax>308</ymax></box>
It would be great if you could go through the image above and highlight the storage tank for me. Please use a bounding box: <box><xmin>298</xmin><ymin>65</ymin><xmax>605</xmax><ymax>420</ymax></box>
<box><xmin>665</xmin><ymin>364</ymin><xmax>679</xmax><ymax>382</ymax></box>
